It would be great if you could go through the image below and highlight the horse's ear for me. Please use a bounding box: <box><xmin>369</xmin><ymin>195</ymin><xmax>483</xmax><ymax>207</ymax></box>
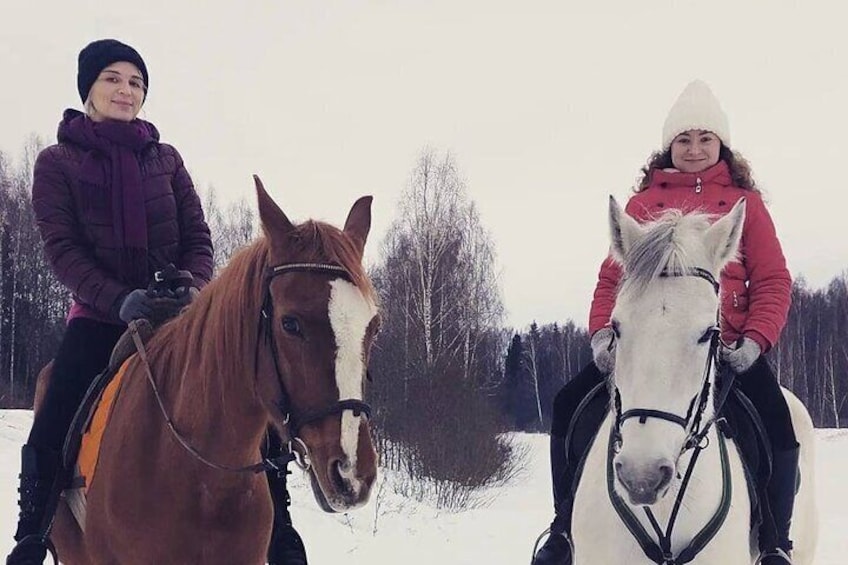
<box><xmin>705</xmin><ymin>197</ymin><xmax>746</xmax><ymax>271</ymax></box>
<box><xmin>343</xmin><ymin>195</ymin><xmax>373</xmax><ymax>253</ymax></box>
<box><xmin>608</xmin><ymin>195</ymin><xmax>642</xmax><ymax>264</ymax></box>
<box><xmin>254</xmin><ymin>175</ymin><xmax>296</xmax><ymax>240</ymax></box>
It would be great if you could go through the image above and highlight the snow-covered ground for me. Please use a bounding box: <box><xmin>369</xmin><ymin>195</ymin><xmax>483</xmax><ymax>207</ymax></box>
<box><xmin>0</xmin><ymin>410</ymin><xmax>845</xmax><ymax>564</ymax></box>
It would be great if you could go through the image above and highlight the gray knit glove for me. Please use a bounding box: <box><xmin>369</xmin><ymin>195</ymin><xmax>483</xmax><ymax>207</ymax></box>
<box><xmin>591</xmin><ymin>327</ymin><xmax>616</xmax><ymax>374</ymax></box>
<box><xmin>118</xmin><ymin>289</ymin><xmax>154</xmax><ymax>323</ymax></box>
<box><xmin>720</xmin><ymin>336</ymin><xmax>761</xmax><ymax>373</ymax></box>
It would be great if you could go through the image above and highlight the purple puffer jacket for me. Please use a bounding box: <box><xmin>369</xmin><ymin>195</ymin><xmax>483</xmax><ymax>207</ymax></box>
<box><xmin>32</xmin><ymin>110</ymin><xmax>214</xmax><ymax>324</ymax></box>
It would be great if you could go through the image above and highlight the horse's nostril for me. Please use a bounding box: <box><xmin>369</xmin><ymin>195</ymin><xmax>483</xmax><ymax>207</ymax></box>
<box><xmin>329</xmin><ymin>459</ymin><xmax>350</xmax><ymax>494</ymax></box>
<box><xmin>658</xmin><ymin>464</ymin><xmax>674</xmax><ymax>488</ymax></box>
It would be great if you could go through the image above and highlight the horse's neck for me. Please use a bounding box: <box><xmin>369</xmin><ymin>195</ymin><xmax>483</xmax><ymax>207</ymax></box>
<box><xmin>152</xmin><ymin>316</ymin><xmax>269</xmax><ymax>468</ymax></box>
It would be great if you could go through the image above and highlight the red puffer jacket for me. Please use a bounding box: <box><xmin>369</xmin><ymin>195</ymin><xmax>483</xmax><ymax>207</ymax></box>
<box><xmin>588</xmin><ymin>160</ymin><xmax>791</xmax><ymax>352</ymax></box>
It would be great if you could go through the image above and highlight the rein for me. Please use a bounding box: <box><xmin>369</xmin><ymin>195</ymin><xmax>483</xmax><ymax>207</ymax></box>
<box><xmin>130</xmin><ymin>324</ymin><xmax>294</xmax><ymax>474</ymax></box>
<box><xmin>128</xmin><ymin>261</ymin><xmax>372</xmax><ymax>475</ymax></box>
<box><xmin>608</xmin><ymin>266</ymin><xmax>739</xmax><ymax>564</ymax></box>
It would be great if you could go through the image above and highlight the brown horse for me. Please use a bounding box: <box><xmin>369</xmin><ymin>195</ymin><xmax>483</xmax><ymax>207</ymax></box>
<box><xmin>40</xmin><ymin>177</ymin><xmax>381</xmax><ymax>564</ymax></box>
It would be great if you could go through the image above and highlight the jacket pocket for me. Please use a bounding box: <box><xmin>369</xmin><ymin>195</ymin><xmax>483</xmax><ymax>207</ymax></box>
<box><xmin>722</xmin><ymin>289</ymin><xmax>748</xmax><ymax>334</ymax></box>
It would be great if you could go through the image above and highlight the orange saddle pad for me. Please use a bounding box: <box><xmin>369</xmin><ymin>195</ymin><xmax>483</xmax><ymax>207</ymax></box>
<box><xmin>77</xmin><ymin>358</ymin><xmax>130</xmax><ymax>493</ymax></box>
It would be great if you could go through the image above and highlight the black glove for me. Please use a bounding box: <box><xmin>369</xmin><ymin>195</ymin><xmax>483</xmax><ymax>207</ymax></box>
<box><xmin>118</xmin><ymin>289</ymin><xmax>154</xmax><ymax>323</ymax></box>
<box><xmin>173</xmin><ymin>286</ymin><xmax>200</xmax><ymax>306</ymax></box>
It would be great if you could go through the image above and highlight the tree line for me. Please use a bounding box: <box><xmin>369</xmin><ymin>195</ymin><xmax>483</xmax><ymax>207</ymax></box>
<box><xmin>0</xmin><ymin>140</ymin><xmax>845</xmax><ymax>506</ymax></box>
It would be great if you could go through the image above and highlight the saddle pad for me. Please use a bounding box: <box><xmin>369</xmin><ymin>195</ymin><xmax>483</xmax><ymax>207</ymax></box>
<box><xmin>77</xmin><ymin>357</ymin><xmax>131</xmax><ymax>493</ymax></box>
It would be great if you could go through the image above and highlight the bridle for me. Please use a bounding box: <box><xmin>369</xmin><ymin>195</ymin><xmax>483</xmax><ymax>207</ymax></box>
<box><xmin>257</xmin><ymin>262</ymin><xmax>373</xmax><ymax>469</ymax></box>
<box><xmin>131</xmin><ymin>261</ymin><xmax>372</xmax><ymax>476</ymax></box>
<box><xmin>607</xmin><ymin>266</ymin><xmax>739</xmax><ymax>565</ymax></box>
<box><xmin>612</xmin><ymin>267</ymin><xmax>721</xmax><ymax>456</ymax></box>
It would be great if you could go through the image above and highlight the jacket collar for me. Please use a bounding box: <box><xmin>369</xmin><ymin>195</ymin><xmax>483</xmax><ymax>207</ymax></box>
<box><xmin>649</xmin><ymin>160</ymin><xmax>732</xmax><ymax>189</ymax></box>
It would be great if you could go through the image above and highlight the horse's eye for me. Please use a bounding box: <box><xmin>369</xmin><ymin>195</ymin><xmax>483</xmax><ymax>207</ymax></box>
<box><xmin>697</xmin><ymin>327</ymin><xmax>717</xmax><ymax>344</ymax></box>
<box><xmin>281</xmin><ymin>316</ymin><xmax>302</xmax><ymax>336</ymax></box>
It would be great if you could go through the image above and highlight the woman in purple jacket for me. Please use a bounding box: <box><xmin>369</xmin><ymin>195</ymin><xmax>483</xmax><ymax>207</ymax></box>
<box><xmin>4</xmin><ymin>40</ymin><xmax>218</xmax><ymax>565</ymax></box>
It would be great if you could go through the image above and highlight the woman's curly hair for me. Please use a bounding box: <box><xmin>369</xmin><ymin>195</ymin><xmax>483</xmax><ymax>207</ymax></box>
<box><xmin>635</xmin><ymin>145</ymin><xmax>758</xmax><ymax>193</ymax></box>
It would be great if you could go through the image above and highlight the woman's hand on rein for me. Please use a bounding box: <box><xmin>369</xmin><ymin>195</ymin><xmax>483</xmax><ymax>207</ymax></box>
<box><xmin>591</xmin><ymin>327</ymin><xmax>616</xmax><ymax>374</ymax></box>
<box><xmin>719</xmin><ymin>336</ymin><xmax>761</xmax><ymax>374</ymax></box>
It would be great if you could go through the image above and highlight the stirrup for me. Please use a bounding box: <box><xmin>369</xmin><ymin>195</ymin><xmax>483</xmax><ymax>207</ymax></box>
<box><xmin>530</xmin><ymin>527</ymin><xmax>574</xmax><ymax>565</ymax></box>
<box><xmin>7</xmin><ymin>534</ymin><xmax>58</xmax><ymax>565</ymax></box>
<box><xmin>756</xmin><ymin>547</ymin><xmax>792</xmax><ymax>564</ymax></box>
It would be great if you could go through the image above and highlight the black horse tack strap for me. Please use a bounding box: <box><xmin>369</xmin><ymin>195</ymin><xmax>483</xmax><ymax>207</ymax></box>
<box><xmin>605</xmin><ymin>265</ymin><xmax>733</xmax><ymax>563</ymax></box>
<box><xmin>606</xmin><ymin>423</ymin><xmax>732</xmax><ymax>565</ymax></box>
<box><xmin>258</xmin><ymin>262</ymin><xmax>373</xmax><ymax>441</ymax></box>
<box><xmin>129</xmin><ymin>323</ymin><xmax>294</xmax><ymax>474</ymax></box>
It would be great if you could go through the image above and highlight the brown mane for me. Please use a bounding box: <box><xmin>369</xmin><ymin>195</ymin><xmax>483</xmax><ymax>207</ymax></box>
<box><xmin>143</xmin><ymin>219</ymin><xmax>376</xmax><ymax>429</ymax></box>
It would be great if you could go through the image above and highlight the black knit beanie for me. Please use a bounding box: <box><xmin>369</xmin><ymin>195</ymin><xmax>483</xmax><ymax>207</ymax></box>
<box><xmin>77</xmin><ymin>39</ymin><xmax>149</xmax><ymax>103</ymax></box>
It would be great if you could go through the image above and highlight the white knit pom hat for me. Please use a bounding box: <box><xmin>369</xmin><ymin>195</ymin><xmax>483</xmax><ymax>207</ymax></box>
<box><xmin>661</xmin><ymin>80</ymin><xmax>730</xmax><ymax>149</ymax></box>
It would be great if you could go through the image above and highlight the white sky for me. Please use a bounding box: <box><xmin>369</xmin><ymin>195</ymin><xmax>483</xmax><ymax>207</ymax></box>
<box><xmin>2</xmin><ymin>1</ymin><xmax>846</xmax><ymax>328</ymax></box>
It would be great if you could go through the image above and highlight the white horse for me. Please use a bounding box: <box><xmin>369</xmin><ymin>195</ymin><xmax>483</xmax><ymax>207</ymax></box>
<box><xmin>571</xmin><ymin>198</ymin><xmax>817</xmax><ymax>564</ymax></box>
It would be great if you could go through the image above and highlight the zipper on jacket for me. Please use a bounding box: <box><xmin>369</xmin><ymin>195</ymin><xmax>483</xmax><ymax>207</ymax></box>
<box><xmin>695</xmin><ymin>177</ymin><xmax>703</xmax><ymax>193</ymax></box>
<box><xmin>732</xmin><ymin>290</ymin><xmax>738</xmax><ymax>308</ymax></box>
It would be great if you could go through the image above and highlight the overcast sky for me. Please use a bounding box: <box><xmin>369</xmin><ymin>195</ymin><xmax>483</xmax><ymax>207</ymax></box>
<box><xmin>2</xmin><ymin>1</ymin><xmax>846</xmax><ymax>328</ymax></box>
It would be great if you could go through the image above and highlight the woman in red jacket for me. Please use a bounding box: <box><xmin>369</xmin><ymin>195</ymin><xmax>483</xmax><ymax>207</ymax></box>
<box><xmin>6</xmin><ymin>40</ymin><xmax>302</xmax><ymax>565</ymax></box>
<box><xmin>532</xmin><ymin>81</ymin><xmax>798</xmax><ymax>565</ymax></box>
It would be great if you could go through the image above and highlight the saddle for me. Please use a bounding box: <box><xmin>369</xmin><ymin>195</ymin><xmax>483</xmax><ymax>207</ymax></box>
<box><xmin>565</xmin><ymin>376</ymin><xmax>773</xmax><ymax>532</ymax></box>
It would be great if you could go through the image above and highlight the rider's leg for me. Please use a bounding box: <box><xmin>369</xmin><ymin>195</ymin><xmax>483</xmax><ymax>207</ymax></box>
<box><xmin>265</xmin><ymin>429</ymin><xmax>308</xmax><ymax>565</ymax></box>
<box><xmin>532</xmin><ymin>362</ymin><xmax>606</xmax><ymax>565</ymax></box>
<box><xmin>735</xmin><ymin>356</ymin><xmax>798</xmax><ymax>563</ymax></box>
<box><xmin>7</xmin><ymin>318</ymin><xmax>123</xmax><ymax>565</ymax></box>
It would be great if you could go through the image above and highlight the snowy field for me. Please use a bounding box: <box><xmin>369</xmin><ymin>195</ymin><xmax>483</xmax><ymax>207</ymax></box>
<box><xmin>0</xmin><ymin>410</ymin><xmax>845</xmax><ymax>564</ymax></box>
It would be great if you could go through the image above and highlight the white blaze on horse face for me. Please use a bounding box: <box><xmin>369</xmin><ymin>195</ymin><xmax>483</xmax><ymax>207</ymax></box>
<box><xmin>328</xmin><ymin>279</ymin><xmax>376</xmax><ymax>472</ymax></box>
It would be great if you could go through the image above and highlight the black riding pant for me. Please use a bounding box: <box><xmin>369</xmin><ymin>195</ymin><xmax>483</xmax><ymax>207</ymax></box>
<box><xmin>27</xmin><ymin>318</ymin><xmax>125</xmax><ymax>453</ymax></box>
<box><xmin>551</xmin><ymin>362</ymin><xmax>606</xmax><ymax>438</ymax></box>
<box><xmin>735</xmin><ymin>356</ymin><xmax>798</xmax><ymax>450</ymax></box>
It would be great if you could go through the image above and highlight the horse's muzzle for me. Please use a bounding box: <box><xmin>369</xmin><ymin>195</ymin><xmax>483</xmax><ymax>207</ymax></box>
<box><xmin>615</xmin><ymin>456</ymin><xmax>674</xmax><ymax>505</ymax></box>
<box><xmin>308</xmin><ymin>453</ymin><xmax>376</xmax><ymax>513</ymax></box>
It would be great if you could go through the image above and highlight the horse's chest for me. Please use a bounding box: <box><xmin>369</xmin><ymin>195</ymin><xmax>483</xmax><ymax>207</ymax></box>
<box><xmin>195</xmin><ymin>480</ymin><xmax>270</xmax><ymax>527</ymax></box>
<box><xmin>572</xmin><ymin>422</ymin><xmax>752</xmax><ymax>564</ymax></box>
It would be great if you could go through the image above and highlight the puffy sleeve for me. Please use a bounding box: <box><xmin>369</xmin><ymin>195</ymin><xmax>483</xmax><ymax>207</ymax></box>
<box><xmin>170</xmin><ymin>146</ymin><xmax>214</xmax><ymax>287</ymax></box>
<box><xmin>740</xmin><ymin>193</ymin><xmax>791</xmax><ymax>351</ymax></box>
<box><xmin>31</xmin><ymin>146</ymin><xmax>130</xmax><ymax>319</ymax></box>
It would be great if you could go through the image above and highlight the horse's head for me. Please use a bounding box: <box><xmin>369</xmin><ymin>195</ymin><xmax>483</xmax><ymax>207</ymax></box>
<box><xmin>253</xmin><ymin>176</ymin><xmax>380</xmax><ymax>512</ymax></box>
<box><xmin>606</xmin><ymin>196</ymin><xmax>745</xmax><ymax>506</ymax></box>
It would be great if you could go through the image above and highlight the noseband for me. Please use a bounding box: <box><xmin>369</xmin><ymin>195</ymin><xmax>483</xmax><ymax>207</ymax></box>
<box><xmin>258</xmin><ymin>262</ymin><xmax>373</xmax><ymax>462</ymax></box>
